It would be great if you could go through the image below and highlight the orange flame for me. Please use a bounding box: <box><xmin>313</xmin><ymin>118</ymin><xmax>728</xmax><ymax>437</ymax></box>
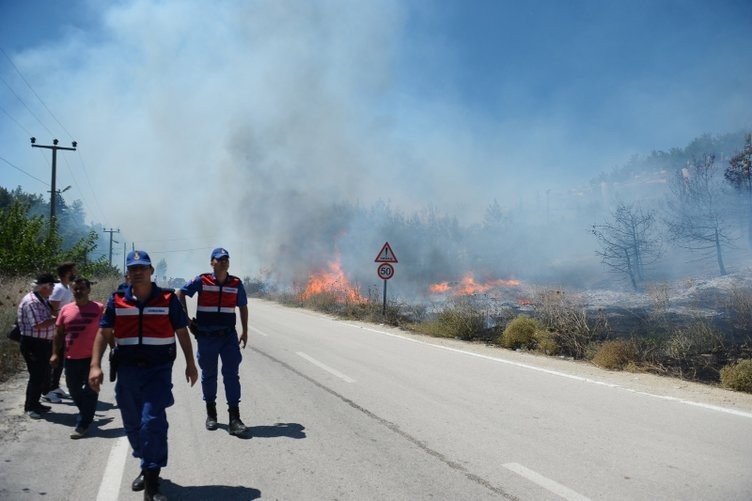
<box><xmin>301</xmin><ymin>257</ymin><xmax>364</xmax><ymax>303</ymax></box>
<box><xmin>429</xmin><ymin>273</ymin><xmax>521</xmax><ymax>296</ymax></box>
<box><xmin>428</xmin><ymin>281</ymin><xmax>450</xmax><ymax>294</ymax></box>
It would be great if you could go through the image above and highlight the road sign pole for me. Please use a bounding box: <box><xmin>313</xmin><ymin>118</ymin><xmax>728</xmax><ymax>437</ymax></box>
<box><xmin>383</xmin><ymin>279</ymin><xmax>387</xmax><ymax>316</ymax></box>
<box><xmin>375</xmin><ymin>242</ymin><xmax>397</xmax><ymax>317</ymax></box>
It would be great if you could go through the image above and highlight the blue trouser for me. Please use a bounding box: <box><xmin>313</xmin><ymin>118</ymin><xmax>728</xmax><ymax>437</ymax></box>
<box><xmin>64</xmin><ymin>357</ymin><xmax>99</xmax><ymax>428</ymax></box>
<box><xmin>197</xmin><ymin>332</ymin><xmax>242</xmax><ymax>407</ymax></box>
<box><xmin>115</xmin><ymin>363</ymin><xmax>174</xmax><ymax>470</ymax></box>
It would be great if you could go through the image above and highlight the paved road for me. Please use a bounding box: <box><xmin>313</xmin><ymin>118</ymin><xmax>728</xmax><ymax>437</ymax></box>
<box><xmin>1</xmin><ymin>298</ymin><xmax>751</xmax><ymax>500</ymax></box>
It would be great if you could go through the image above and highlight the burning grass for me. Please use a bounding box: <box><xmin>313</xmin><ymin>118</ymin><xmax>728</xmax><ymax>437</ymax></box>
<box><xmin>428</xmin><ymin>273</ymin><xmax>521</xmax><ymax>296</ymax></box>
<box><xmin>298</xmin><ymin>257</ymin><xmax>365</xmax><ymax>304</ymax></box>
<box><xmin>261</xmin><ymin>269</ymin><xmax>752</xmax><ymax>392</ymax></box>
<box><xmin>5</xmin><ymin>266</ymin><xmax>752</xmax><ymax>392</ymax></box>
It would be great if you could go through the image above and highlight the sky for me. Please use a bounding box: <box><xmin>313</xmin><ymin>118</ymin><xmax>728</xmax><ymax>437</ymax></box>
<box><xmin>1</xmin><ymin>0</ymin><xmax>751</xmax><ymax>286</ymax></box>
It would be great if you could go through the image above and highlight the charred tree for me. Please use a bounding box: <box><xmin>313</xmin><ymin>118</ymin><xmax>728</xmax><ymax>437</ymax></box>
<box><xmin>664</xmin><ymin>155</ymin><xmax>736</xmax><ymax>276</ymax></box>
<box><xmin>592</xmin><ymin>202</ymin><xmax>662</xmax><ymax>291</ymax></box>
<box><xmin>724</xmin><ymin>133</ymin><xmax>752</xmax><ymax>244</ymax></box>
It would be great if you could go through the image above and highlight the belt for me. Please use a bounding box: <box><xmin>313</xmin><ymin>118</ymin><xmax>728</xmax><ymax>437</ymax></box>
<box><xmin>199</xmin><ymin>328</ymin><xmax>232</xmax><ymax>337</ymax></box>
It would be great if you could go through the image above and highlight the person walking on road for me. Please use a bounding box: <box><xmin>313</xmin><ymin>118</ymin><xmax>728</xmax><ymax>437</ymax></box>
<box><xmin>177</xmin><ymin>247</ymin><xmax>250</xmax><ymax>437</ymax></box>
<box><xmin>45</xmin><ymin>261</ymin><xmax>77</xmax><ymax>403</ymax></box>
<box><xmin>89</xmin><ymin>250</ymin><xmax>198</xmax><ymax>501</ymax></box>
<box><xmin>17</xmin><ymin>272</ymin><xmax>59</xmax><ymax>419</ymax></box>
<box><xmin>51</xmin><ymin>277</ymin><xmax>103</xmax><ymax>439</ymax></box>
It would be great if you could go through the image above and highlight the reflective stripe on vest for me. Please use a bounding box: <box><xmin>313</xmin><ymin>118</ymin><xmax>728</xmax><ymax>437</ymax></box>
<box><xmin>195</xmin><ymin>274</ymin><xmax>241</xmax><ymax>327</ymax></box>
<box><xmin>196</xmin><ymin>275</ymin><xmax>240</xmax><ymax>310</ymax></box>
<box><xmin>113</xmin><ymin>291</ymin><xmax>176</xmax><ymax>346</ymax></box>
<box><xmin>196</xmin><ymin>306</ymin><xmax>236</xmax><ymax>314</ymax></box>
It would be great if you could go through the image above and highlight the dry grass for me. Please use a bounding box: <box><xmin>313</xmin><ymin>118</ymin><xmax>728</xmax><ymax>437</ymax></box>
<box><xmin>0</xmin><ymin>276</ymin><xmax>36</xmax><ymax>384</ymax></box>
<box><xmin>411</xmin><ymin>300</ymin><xmax>486</xmax><ymax>340</ymax></box>
<box><xmin>499</xmin><ymin>315</ymin><xmax>541</xmax><ymax>350</ymax></box>
<box><xmin>0</xmin><ymin>274</ymin><xmax>124</xmax><ymax>384</ymax></box>
<box><xmin>720</xmin><ymin>359</ymin><xmax>752</xmax><ymax>393</ymax></box>
<box><xmin>533</xmin><ymin>288</ymin><xmax>608</xmax><ymax>359</ymax></box>
<box><xmin>592</xmin><ymin>339</ymin><xmax>638</xmax><ymax>370</ymax></box>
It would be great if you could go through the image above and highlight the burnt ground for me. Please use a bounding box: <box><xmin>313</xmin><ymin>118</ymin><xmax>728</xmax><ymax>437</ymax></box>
<box><xmin>422</xmin><ymin>269</ymin><xmax>752</xmax><ymax>384</ymax></box>
<box><xmin>469</xmin><ymin>268</ymin><xmax>752</xmax><ymax>337</ymax></box>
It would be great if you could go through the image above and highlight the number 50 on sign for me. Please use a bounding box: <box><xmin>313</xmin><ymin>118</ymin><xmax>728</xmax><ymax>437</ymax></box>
<box><xmin>377</xmin><ymin>263</ymin><xmax>394</xmax><ymax>280</ymax></box>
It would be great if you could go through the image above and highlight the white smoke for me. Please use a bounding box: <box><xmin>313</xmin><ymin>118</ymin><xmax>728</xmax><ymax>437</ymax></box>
<box><xmin>1</xmin><ymin>0</ymin><xmax>751</xmax><ymax>295</ymax></box>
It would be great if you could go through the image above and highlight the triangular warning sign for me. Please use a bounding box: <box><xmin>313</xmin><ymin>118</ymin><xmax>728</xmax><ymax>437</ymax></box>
<box><xmin>375</xmin><ymin>242</ymin><xmax>398</xmax><ymax>263</ymax></box>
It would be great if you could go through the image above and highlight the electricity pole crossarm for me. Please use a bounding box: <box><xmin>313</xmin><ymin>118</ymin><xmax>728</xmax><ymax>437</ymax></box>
<box><xmin>30</xmin><ymin>137</ymin><xmax>77</xmax><ymax>221</ymax></box>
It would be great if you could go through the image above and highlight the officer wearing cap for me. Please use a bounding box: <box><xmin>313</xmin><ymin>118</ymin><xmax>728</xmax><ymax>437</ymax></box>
<box><xmin>177</xmin><ymin>247</ymin><xmax>250</xmax><ymax>437</ymax></box>
<box><xmin>89</xmin><ymin>250</ymin><xmax>198</xmax><ymax>501</ymax></box>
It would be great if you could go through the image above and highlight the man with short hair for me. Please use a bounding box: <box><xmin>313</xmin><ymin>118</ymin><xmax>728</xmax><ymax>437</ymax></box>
<box><xmin>17</xmin><ymin>273</ymin><xmax>59</xmax><ymax>419</ymax></box>
<box><xmin>89</xmin><ymin>250</ymin><xmax>198</xmax><ymax>501</ymax></box>
<box><xmin>45</xmin><ymin>261</ymin><xmax>77</xmax><ymax>403</ymax></box>
<box><xmin>51</xmin><ymin>277</ymin><xmax>103</xmax><ymax>439</ymax></box>
<box><xmin>177</xmin><ymin>247</ymin><xmax>250</xmax><ymax>437</ymax></box>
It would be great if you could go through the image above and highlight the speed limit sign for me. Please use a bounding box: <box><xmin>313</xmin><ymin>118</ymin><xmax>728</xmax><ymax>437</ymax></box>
<box><xmin>377</xmin><ymin>263</ymin><xmax>394</xmax><ymax>280</ymax></box>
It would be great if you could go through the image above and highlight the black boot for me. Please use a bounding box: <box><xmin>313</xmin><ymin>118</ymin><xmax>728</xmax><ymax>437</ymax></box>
<box><xmin>131</xmin><ymin>470</ymin><xmax>145</xmax><ymax>491</ymax></box>
<box><xmin>143</xmin><ymin>468</ymin><xmax>166</xmax><ymax>501</ymax></box>
<box><xmin>205</xmin><ymin>401</ymin><xmax>218</xmax><ymax>430</ymax></box>
<box><xmin>228</xmin><ymin>406</ymin><xmax>249</xmax><ymax>437</ymax></box>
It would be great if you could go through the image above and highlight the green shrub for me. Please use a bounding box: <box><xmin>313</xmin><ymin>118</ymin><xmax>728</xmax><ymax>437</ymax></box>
<box><xmin>534</xmin><ymin>329</ymin><xmax>559</xmax><ymax>355</ymax></box>
<box><xmin>413</xmin><ymin>301</ymin><xmax>485</xmax><ymax>340</ymax></box>
<box><xmin>592</xmin><ymin>340</ymin><xmax>637</xmax><ymax>369</ymax></box>
<box><xmin>500</xmin><ymin>316</ymin><xmax>542</xmax><ymax>350</ymax></box>
<box><xmin>436</xmin><ymin>304</ymin><xmax>485</xmax><ymax>341</ymax></box>
<box><xmin>720</xmin><ymin>359</ymin><xmax>752</xmax><ymax>393</ymax></box>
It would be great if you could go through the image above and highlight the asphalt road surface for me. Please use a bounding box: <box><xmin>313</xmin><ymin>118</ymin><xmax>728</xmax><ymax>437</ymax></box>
<box><xmin>1</xmin><ymin>298</ymin><xmax>751</xmax><ymax>500</ymax></box>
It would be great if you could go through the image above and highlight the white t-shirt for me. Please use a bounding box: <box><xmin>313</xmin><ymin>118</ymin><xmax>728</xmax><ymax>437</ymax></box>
<box><xmin>50</xmin><ymin>282</ymin><xmax>74</xmax><ymax>308</ymax></box>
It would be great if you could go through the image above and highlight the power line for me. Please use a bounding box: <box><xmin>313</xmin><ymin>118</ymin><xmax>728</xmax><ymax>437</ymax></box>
<box><xmin>30</xmin><ymin>137</ymin><xmax>77</xmax><ymax>220</ymax></box>
<box><xmin>0</xmin><ymin>103</ymin><xmax>35</xmax><ymax>137</ymax></box>
<box><xmin>0</xmin><ymin>73</ymin><xmax>53</xmax><ymax>137</ymax></box>
<box><xmin>71</xmin><ymin>148</ymin><xmax>105</xmax><ymax>224</ymax></box>
<box><xmin>0</xmin><ymin>155</ymin><xmax>49</xmax><ymax>186</ymax></box>
<box><xmin>0</xmin><ymin>47</ymin><xmax>73</xmax><ymax>141</ymax></box>
<box><xmin>1</xmin><ymin>48</ymin><xmax>104</xmax><ymax>226</ymax></box>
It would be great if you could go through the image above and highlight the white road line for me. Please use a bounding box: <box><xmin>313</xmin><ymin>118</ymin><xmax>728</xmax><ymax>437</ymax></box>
<box><xmin>96</xmin><ymin>435</ymin><xmax>129</xmax><ymax>501</ymax></box>
<box><xmin>249</xmin><ymin>325</ymin><xmax>268</xmax><ymax>336</ymax></box>
<box><xmin>349</xmin><ymin>323</ymin><xmax>752</xmax><ymax>419</ymax></box>
<box><xmin>297</xmin><ymin>352</ymin><xmax>356</xmax><ymax>383</ymax></box>
<box><xmin>503</xmin><ymin>462</ymin><xmax>592</xmax><ymax>501</ymax></box>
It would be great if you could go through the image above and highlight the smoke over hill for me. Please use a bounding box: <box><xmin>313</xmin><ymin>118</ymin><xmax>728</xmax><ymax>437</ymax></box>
<box><xmin>1</xmin><ymin>1</ymin><xmax>750</xmax><ymax>294</ymax></box>
<box><xmin>234</xmin><ymin>130</ymin><xmax>752</xmax><ymax>302</ymax></box>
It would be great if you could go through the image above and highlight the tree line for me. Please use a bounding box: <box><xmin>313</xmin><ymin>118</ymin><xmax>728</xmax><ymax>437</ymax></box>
<box><xmin>0</xmin><ymin>186</ymin><xmax>120</xmax><ymax>277</ymax></box>
<box><xmin>592</xmin><ymin>134</ymin><xmax>752</xmax><ymax>290</ymax></box>
<box><xmin>3</xmin><ymin>131</ymin><xmax>750</xmax><ymax>292</ymax></box>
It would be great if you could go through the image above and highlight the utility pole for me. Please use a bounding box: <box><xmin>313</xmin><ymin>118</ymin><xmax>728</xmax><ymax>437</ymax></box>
<box><xmin>30</xmin><ymin>137</ymin><xmax>77</xmax><ymax>221</ymax></box>
<box><xmin>103</xmin><ymin>228</ymin><xmax>120</xmax><ymax>266</ymax></box>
